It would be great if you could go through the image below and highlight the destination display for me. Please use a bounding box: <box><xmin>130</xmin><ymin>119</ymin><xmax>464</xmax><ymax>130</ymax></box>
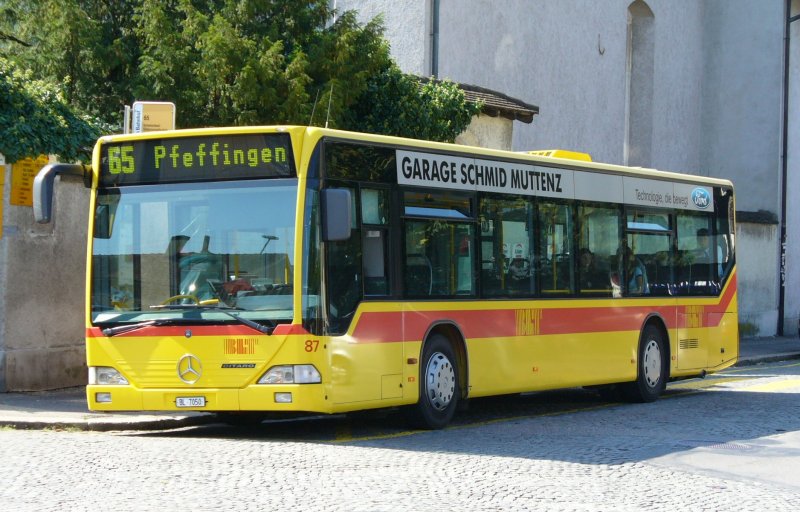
<box><xmin>396</xmin><ymin>150</ymin><xmax>713</xmax><ymax>211</ymax></box>
<box><xmin>99</xmin><ymin>133</ymin><xmax>294</xmax><ymax>186</ymax></box>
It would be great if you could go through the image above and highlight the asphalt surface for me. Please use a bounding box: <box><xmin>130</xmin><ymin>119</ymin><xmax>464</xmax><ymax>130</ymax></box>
<box><xmin>0</xmin><ymin>335</ymin><xmax>797</xmax><ymax>431</ymax></box>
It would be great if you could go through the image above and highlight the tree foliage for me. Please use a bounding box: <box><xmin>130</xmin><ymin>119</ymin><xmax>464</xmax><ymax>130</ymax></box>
<box><xmin>345</xmin><ymin>67</ymin><xmax>481</xmax><ymax>142</ymax></box>
<box><xmin>134</xmin><ymin>0</ymin><xmax>394</xmax><ymax>128</ymax></box>
<box><xmin>0</xmin><ymin>56</ymin><xmax>100</xmax><ymax>162</ymax></box>
<box><xmin>1</xmin><ymin>0</ymin><xmax>479</xmax><ymax>161</ymax></box>
<box><xmin>1</xmin><ymin>0</ymin><xmax>140</xmax><ymax>125</ymax></box>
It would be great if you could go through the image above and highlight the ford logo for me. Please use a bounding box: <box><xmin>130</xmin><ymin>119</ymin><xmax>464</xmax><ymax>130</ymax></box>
<box><xmin>691</xmin><ymin>187</ymin><xmax>711</xmax><ymax>209</ymax></box>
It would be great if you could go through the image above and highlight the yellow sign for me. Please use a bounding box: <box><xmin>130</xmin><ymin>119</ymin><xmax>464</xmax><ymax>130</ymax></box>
<box><xmin>10</xmin><ymin>155</ymin><xmax>48</xmax><ymax>206</ymax></box>
<box><xmin>132</xmin><ymin>101</ymin><xmax>176</xmax><ymax>133</ymax></box>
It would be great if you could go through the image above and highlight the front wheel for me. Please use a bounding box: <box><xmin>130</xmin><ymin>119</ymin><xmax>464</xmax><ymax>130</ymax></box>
<box><xmin>406</xmin><ymin>334</ymin><xmax>459</xmax><ymax>429</ymax></box>
<box><xmin>622</xmin><ymin>324</ymin><xmax>668</xmax><ymax>402</ymax></box>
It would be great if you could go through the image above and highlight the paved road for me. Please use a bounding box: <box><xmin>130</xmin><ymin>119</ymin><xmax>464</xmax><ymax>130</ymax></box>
<box><xmin>2</xmin><ymin>360</ymin><xmax>799</xmax><ymax>511</ymax></box>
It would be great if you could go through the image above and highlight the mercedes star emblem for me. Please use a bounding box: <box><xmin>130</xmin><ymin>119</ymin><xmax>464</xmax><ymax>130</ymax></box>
<box><xmin>177</xmin><ymin>354</ymin><xmax>202</xmax><ymax>384</ymax></box>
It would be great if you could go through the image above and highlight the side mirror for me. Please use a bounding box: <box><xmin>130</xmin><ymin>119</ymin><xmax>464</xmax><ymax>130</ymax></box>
<box><xmin>33</xmin><ymin>163</ymin><xmax>90</xmax><ymax>223</ymax></box>
<box><xmin>321</xmin><ymin>188</ymin><xmax>352</xmax><ymax>242</ymax></box>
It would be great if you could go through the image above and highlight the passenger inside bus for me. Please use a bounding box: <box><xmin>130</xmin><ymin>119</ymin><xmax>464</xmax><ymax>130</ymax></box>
<box><xmin>610</xmin><ymin>245</ymin><xmax>650</xmax><ymax>296</ymax></box>
<box><xmin>623</xmin><ymin>246</ymin><xmax>650</xmax><ymax>295</ymax></box>
<box><xmin>506</xmin><ymin>255</ymin><xmax>530</xmax><ymax>292</ymax></box>
<box><xmin>692</xmin><ymin>228</ymin><xmax>712</xmax><ymax>262</ymax></box>
<box><xmin>578</xmin><ymin>248</ymin><xmax>608</xmax><ymax>291</ymax></box>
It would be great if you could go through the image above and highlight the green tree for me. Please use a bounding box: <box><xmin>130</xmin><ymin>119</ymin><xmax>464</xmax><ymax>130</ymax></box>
<box><xmin>344</xmin><ymin>67</ymin><xmax>481</xmax><ymax>142</ymax></box>
<box><xmin>0</xmin><ymin>56</ymin><xmax>100</xmax><ymax>162</ymax></box>
<box><xmin>2</xmin><ymin>0</ymin><xmax>478</xmax><ymax>143</ymax></box>
<box><xmin>135</xmin><ymin>0</ymin><xmax>393</xmax><ymax>128</ymax></box>
<box><xmin>1</xmin><ymin>0</ymin><xmax>140</xmax><ymax>125</ymax></box>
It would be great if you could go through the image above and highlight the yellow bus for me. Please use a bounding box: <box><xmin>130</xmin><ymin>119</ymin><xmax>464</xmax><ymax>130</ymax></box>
<box><xmin>34</xmin><ymin>126</ymin><xmax>738</xmax><ymax>429</ymax></box>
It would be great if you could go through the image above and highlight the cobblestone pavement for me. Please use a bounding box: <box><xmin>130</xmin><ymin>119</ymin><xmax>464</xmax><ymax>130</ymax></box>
<box><xmin>2</xmin><ymin>361</ymin><xmax>799</xmax><ymax>511</ymax></box>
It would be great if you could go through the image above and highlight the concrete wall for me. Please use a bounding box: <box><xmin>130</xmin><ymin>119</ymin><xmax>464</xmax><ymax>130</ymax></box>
<box><xmin>335</xmin><ymin>0</ymin><xmax>429</xmax><ymax>74</ymax></box>
<box><xmin>0</xmin><ymin>163</ymin><xmax>88</xmax><ymax>391</ymax></box>
<box><xmin>736</xmin><ymin>221</ymin><xmax>780</xmax><ymax>336</ymax></box>
<box><xmin>455</xmin><ymin>115</ymin><xmax>514</xmax><ymax>150</ymax></box>
<box><xmin>700</xmin><ymin>0</ymin><xmax>784</xmax><ymax>210</ymax></box>
<box><xmin>439</xmin><ymin>1</ymin><xmax>631</xmax><ymax>165</ymax></box>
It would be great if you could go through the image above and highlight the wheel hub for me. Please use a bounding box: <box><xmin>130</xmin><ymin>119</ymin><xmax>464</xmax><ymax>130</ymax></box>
<box><xmin>643</xmin><ymin>339</ymin><xmax>662</xmax><ymax>388</ymax></box>
<box><xmin>425</xmin><ymin>352</ymin><xmax>455</xmax><ymax>411</ymax></box>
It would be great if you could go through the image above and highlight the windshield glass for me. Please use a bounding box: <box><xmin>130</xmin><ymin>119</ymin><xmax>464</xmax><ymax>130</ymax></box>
<box><xmin>91</xmin><ymin>179</ymin><xmax>300</xmax><ymax>326</ymax></box>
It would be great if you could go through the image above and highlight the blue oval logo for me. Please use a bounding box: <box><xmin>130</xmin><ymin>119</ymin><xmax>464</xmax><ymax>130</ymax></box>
<box><xmin>691</xmin><ymin>187</ymin><xmax>711</xmax><ymax>209</ymax></box>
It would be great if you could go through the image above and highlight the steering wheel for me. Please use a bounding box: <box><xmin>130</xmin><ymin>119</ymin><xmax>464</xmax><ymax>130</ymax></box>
<box><xmin>161</xmin><ymin>294</ymin><xmax>200</xmax><ymax>305</ymax></box>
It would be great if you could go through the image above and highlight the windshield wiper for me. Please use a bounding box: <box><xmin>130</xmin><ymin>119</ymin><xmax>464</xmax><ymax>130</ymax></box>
<box><xmin>101</xmin><ymin>319</ymin><xmax>176</xmax><ymax>337</ymax></box>
<box><xmin>149</xmin><ymin>304</ymin><xmax>275</xmax><ymax>334</ymax></box>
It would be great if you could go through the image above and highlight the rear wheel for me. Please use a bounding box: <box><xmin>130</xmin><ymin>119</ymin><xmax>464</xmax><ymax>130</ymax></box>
<box><xmin>622</xmin><ymin>324</ymin><xmax>667</xmax><ymax>402</ymax></box>
<box><xmin>406</xmin><ymin>334</ymin><xmax>459</xmax><ymax>429</ymax></box>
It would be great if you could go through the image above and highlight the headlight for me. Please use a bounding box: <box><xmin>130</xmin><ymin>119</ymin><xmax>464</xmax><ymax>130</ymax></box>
<box><xmin>257</xmin><ymin>365</ymin><xmax>321</xmax><ymax>384</ymax></box>
<box><xmin>88</xmin><ymin>366</ymin><xmax>129</xmax><ymax>385</ymax></box>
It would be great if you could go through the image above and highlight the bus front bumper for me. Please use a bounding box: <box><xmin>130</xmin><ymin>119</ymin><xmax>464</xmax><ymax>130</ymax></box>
<box><xmin>87</xmin><ymin>384</ymin><xmax>330</xmax><ymax>414</ymax></box>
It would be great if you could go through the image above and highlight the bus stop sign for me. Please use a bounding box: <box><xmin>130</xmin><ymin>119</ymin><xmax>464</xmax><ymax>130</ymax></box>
<box><xmin>132</xmin><ymin>101</ymin><xmax>176</xmax><ymax>133</ymax></box>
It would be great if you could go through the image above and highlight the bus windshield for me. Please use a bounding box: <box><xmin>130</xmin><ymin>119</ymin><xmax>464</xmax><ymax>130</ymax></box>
<box><xmin>91</xmin><ymin>179</ymin><xmax>298</xmax><ymax>326</ymax></box>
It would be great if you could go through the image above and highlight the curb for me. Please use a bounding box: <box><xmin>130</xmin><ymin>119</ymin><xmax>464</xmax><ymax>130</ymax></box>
<box><xmin>734</xmin><ymin>352</ymin><xmax>800</xmax><ymax>367</ymax></box>
<box><xmin>0</xmin><ymin>413</ymin><xmax>216</xmax><ymax>432</ymax></box>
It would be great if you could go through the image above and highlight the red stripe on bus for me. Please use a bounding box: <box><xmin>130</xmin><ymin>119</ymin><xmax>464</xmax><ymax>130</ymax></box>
<box><xmin>351</xmin><ymin>306</ymin><xmax>671</xmax><ymax>341</ymax></box>
<box><xmin>272</xmin><ymin>323</ymin><xmax>311</xmax><ymax>335</ymax></box>
<box><xmin>351</xmin><ymin>278</ymin><xmax>737</xmax><ymax>342</ymax></box>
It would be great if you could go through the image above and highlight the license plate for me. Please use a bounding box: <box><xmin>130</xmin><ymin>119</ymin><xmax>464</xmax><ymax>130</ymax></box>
<box><xmin>176</xmin><ymin>396</ymin><xmax>206</xmax><ymax>408</ymax></box>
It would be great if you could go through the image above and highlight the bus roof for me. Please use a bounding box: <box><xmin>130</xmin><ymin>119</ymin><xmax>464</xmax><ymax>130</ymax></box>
<box><xmin>302</xmin><ymin>126</ymin><xmax>735</xmax><ymax>190</ymax></box>
<box><xmin>96</xmin><ymin>125</ymin><xmax>735</xmax><ymax>190</ymax></box>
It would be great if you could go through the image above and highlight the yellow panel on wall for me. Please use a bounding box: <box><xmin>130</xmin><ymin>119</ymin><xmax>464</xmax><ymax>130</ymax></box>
<box><xmin>10</xmin><ymin>155</ymin><xmax>48</xmax><ymax>206</ymax></box>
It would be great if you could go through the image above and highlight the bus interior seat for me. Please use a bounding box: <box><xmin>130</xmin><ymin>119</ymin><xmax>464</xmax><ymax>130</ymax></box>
<box><xmin>405</xmin><ymin>254</ymin><xmax>432</xmax><ymax>295</ymax></box>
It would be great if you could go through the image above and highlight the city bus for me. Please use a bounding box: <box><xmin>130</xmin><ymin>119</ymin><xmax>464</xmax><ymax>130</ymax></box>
<box><xmin>34</xmin><ymin>126</ymin><xmax>738</xmax><ymax>429</ymax></box>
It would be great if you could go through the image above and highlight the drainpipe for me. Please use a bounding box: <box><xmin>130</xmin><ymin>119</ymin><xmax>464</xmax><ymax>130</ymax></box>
<box><xmin>431</xmin><ymin>0</ymin><xmax>440</xmax><ymax>77</ymax></box>
<box><xmin>778</xmin><ymin>1</ymin><xmax>799</xmax><ymax>335</ymax></box>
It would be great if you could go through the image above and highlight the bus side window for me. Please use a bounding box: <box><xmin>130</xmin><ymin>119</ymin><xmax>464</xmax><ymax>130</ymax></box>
<box><xmin>538</xmin><ymin>201</ymin><xmax>574</xmax><ymax>295</ymax></box>
<box><xmin>577</xmin><ymin>204</ymin><xmax>619</xmax><ymax>296</ymax></box>
<box><xmin>676</xmin><ymin>213</ymin><xmax>717</xmax><ymax>295</ymax></box>
<box><xmin>479</xmin><ymin>196</ymin><xmax>534</xmax><ymax>297</ymax></box>
<box><xmin>624</xmin><ymin>211</ymin><xmax>671</xmax><ymax>296</ymax></box>
<box><xmin>403</xmin><ymin>220</ymin><xmax>475</xmax><ymax>297</ymax></box>
<box><xmin>403</xmin><ymin>191</ymin><xmax>476</xmax><ymax>297</ymax></box>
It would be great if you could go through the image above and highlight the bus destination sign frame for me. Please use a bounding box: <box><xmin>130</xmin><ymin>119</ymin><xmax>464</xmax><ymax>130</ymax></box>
<box><xmin>99</xmin><ymin>133</ymin><xmax>295</xmax><ymax>186</ymax></box>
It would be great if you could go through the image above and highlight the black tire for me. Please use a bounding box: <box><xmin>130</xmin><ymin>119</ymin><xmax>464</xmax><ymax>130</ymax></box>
<box><xmin>406</xmin><ymin>334</ymin><xmax>459</xmax><ymax>429</ymax></box>
<box><xmin>621</xmin><ymin>324</ymin><xmax>668</xmax><ymax>402</ymax></box>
